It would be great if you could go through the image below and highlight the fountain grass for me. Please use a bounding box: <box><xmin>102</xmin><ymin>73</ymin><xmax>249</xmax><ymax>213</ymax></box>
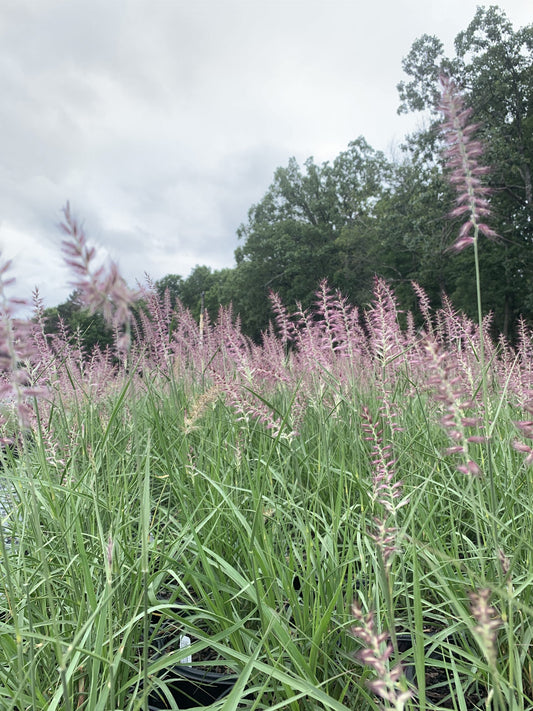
<box><xmin>0</xmin><ymin>363</ymin><xmax>531</xmax><ymax>710</ymax></box>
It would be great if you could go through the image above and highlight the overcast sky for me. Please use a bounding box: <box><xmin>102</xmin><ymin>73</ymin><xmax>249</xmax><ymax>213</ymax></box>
<box><xmin>0</xmin><ymin>0</ymin><xmax>530</xmax><ymax>309</ymax></box>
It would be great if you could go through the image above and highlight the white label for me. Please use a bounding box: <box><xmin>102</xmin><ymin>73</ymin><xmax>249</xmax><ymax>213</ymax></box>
<box><xmin>179</xmin><ymin>635</ymin><xmax>192</xmax><ymax>666</ymax></box>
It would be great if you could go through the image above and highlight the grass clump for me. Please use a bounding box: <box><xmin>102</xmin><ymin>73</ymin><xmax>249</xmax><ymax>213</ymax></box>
<box><xmin>1</xmin><ymin>315</ymin><xmax>532</xmax><ymax>709</ymax></box>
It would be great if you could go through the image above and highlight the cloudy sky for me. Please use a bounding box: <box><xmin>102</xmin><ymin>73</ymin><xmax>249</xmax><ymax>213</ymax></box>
<box><xmin>0</xmin><ymin>0</ymin><xmax>530</xmax><ymax>309</ymax></box>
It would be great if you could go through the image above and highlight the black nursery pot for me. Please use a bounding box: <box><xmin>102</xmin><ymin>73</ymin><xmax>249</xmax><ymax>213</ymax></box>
<box><xmin>396</xmin><ymin>632</ymin><xmax>443</xmax><ymax>678</ymax></box>
<box><xmin>396</xmin><ymin>630</ymin><xmax>453</xmax><ymax>658</ymax></box>
<box><xmin>147</xmin><ymin>664</ymin><xmax>237</xmax><ymax>709</ymax></box>
<box><xmin>142</xmin><ymin>599</ymin><xmax>240</xmax><ymax>708</ymax></box>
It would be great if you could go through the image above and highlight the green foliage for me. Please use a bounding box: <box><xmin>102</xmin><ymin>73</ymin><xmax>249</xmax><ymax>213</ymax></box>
<box><xmin>155</xmin><ymin>273</ymin><xmax>183</xmax><ymax>308</ymax></box>
<box><xmin>233</xmin><ymin>138</ymin><xmax>391</xmax><ymax>336</ymax></box>
<box><xmin>175</xmin><ymin>265</ymin><xmax>237</xmax><ymax>321</ymax></box>
<box><xmin>2</xmin><ymin>351</ymin><xmax>533</xmax><ymax>708</ymax></box>
<box><xmin>2</xmin><ymin>8</ymin><xmax>533</xmax><ymax>709</ymax></box>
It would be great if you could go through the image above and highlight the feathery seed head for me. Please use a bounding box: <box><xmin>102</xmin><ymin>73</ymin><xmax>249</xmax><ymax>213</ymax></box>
<box><xmin>438</xmin><ymin>75</ymin><xmax>498</xmax><ymax>251</ymax></box>
<box><xmin>351</xmin><ymin>603</ymin><xmax>414</xmax><ymax>710</ymax></box>
<box><xmin>469</xmin><ymin>589</ymin><xmax>502</xmax><ymax>669</ymax></box>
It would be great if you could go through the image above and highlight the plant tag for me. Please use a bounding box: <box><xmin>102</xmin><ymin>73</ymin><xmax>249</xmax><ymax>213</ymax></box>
<box><xmin>179</xmin><ymin>635</ymin><xmax>192</xmax><ymax>666</ymax></box>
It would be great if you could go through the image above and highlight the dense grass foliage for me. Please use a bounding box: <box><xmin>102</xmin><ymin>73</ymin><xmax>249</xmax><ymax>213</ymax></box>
<box><xmin>1</xmin><ymin>274</ymin><xmax>533</xmax><ymax>710</ymax></box>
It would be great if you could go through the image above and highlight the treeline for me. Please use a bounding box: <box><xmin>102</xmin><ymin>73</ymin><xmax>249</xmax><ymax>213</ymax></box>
<box><xmin>44</xmin><ymin>7</ymin><xmax>532</xmax><ymax>347</ymax></box>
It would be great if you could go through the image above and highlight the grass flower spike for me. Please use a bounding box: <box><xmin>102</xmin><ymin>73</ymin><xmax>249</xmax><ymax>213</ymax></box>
<box><xmin>439</xmin><ymin>76</ymin><xmax>499</xmax><ymax>521</ymax></box>
<box><xmin>438</xmin><ymin>75</ymin><xmax>498</xmax><ymax>252</ymax></box>
<box><xmin>469</xmin><ymin>587</ymin><xmax>506</xmax><ymax>710</ymax></box>
<box><xmin>60</xmin><ymin>202</ymin><xmax>135</xmax><ymax>350</ymax></box>
<box><xmin>351</xmin><ymin>604</ymin><xmax>413</xmax><ymax>710</ymax></box>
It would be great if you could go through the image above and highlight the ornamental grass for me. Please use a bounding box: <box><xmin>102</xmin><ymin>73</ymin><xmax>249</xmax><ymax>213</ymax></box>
<box><xmin>0</xmin><ymin>80</ymin><xmax>532</xmax><ymax>711</ymax></box>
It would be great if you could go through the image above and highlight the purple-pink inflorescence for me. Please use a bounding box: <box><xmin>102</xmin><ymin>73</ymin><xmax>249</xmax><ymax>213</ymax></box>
<box><xmin>438</xmin><ymin>75</ymin><xmax>498</xmax><ymax>252</ymax></box>
<box><xmin>351</xmin><ymin>603</ymin><xmax>414</xmax><ymax>710</ymax></box>
<box><xmin>361</xmin><ymin>406</ymin><xmax>407</xmax><ymax>520</ymax></box>
<box><xmin>60</xmin><ymin>202</ymin><xmax>135</xmax><ymax>351</ymax></box>
<box><xmin>469</xmin><ymin>589</ymin><xmax>502</xmax><ymax>669</ymax></box>
<box><xmin>422</xmin><ymin>337</ymin><xmax>485</xmax><ymax>476</ymax></box>
<box><xmin>0</xmin><ymin>255</ymin><xmax>47</xmax><ymax>430</ymax></box>
<box><xmin>512</xmin><ymin>392</ymin><xmax>533</xmax><ymax>465</ymax></box>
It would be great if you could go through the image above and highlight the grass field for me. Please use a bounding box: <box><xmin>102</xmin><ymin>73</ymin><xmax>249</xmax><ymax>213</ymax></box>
<box><xmin>0</xmin><ymin>270</ymin><xmax>532</xmax><ymax>710</ymax></box>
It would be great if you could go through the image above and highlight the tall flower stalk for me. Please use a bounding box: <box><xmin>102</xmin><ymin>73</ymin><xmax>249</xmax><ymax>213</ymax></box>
<box><xmin>438</xmin><ymin>76</ymin><xmax>498</xmax><ymax>524</ymax></box>
<box><xmin>438</xmin><ymin>76</ymin><xmax>498</xmax><ymax>254</ymax></box>
<box><xmin>469</xmin><ymin>589</ymin><xmax>506</xmax><ymax>710</ymax></box>
<box><xmin>438</xmin><ymin>74</ymin><xmax>497</xmax><ymax>378</ymax></box>
<box><xmin>352</xmin><ymin>407</ymin><xmax>411</xmax><ymax>703</ymax></box>
<box><xmin>60</xmin><ymin>202</ymin><xmax>135</xmax><ymax>356</ymax></box>
<box><xmin>351</xmin><ymin>604</ymin><xmax>413</xmax><ymax>711</ymax></box>
<box><xmin>438</xmin><ymin>76</ymin><xmax>513</xmax><ymax>709</ymax></box>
